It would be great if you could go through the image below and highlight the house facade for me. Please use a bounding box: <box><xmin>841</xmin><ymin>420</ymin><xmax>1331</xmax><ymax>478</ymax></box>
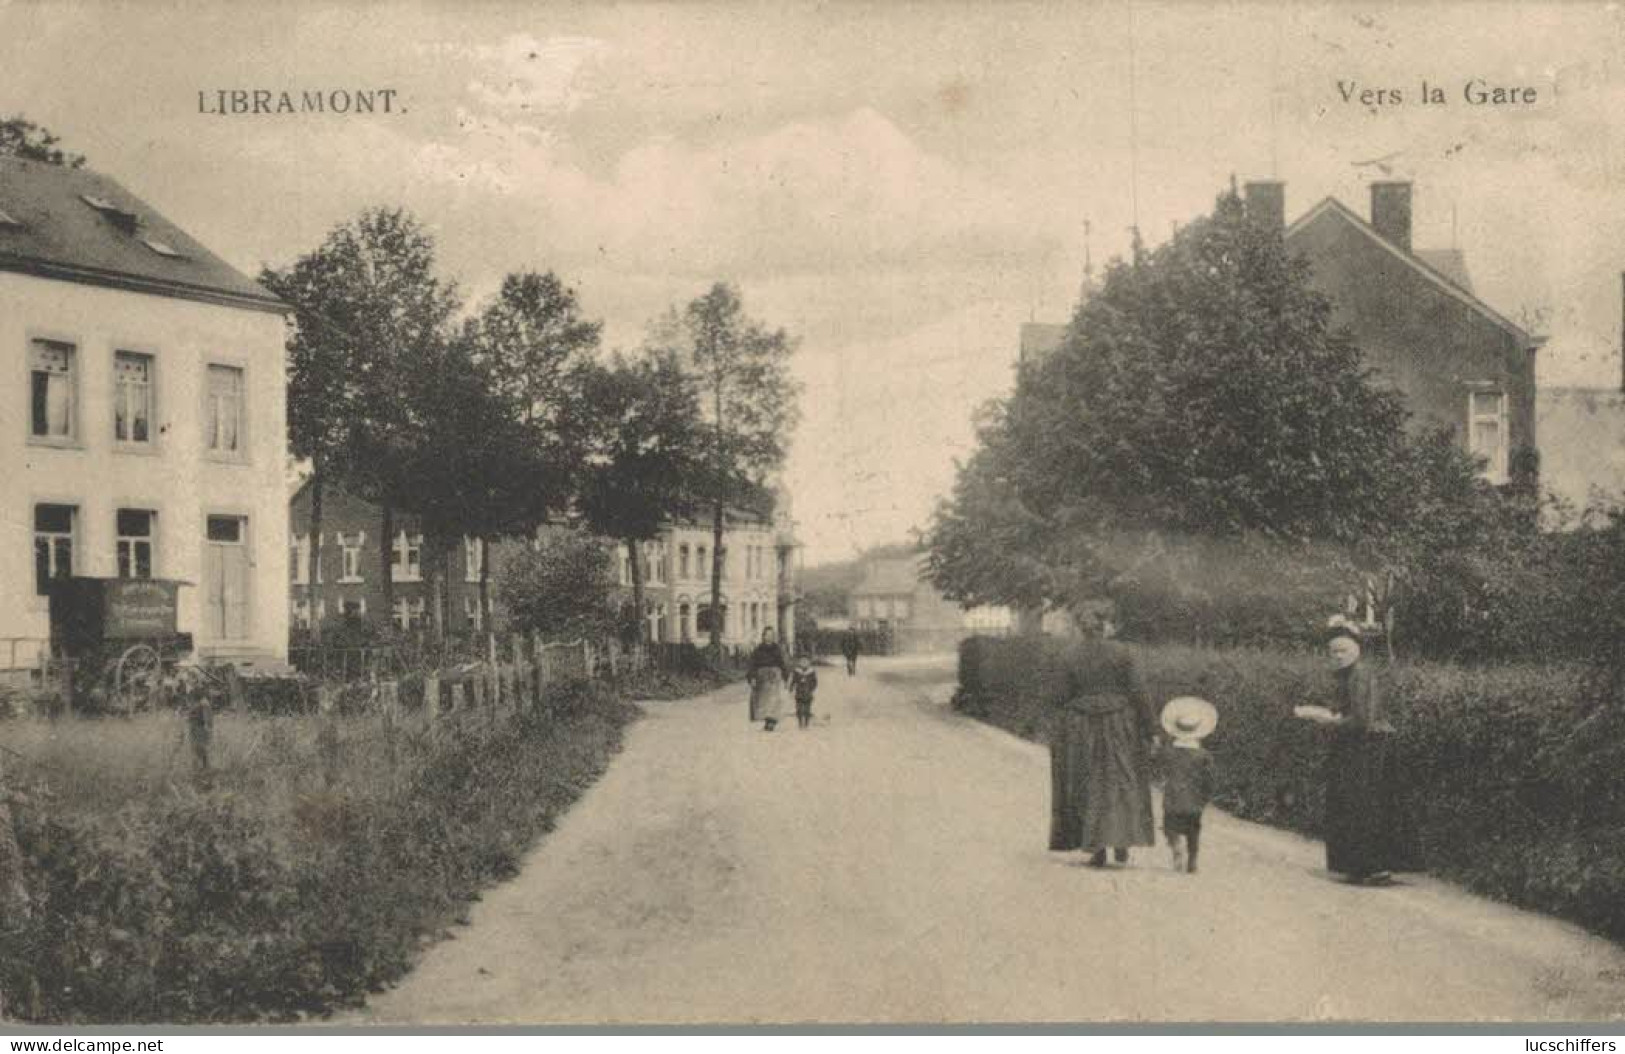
<box><xmin>849</xmin><ymin>555</ymin><xmax>1011</xmax><ymax>652</ymax></box>
<box><xmin>0</xmin><ymin>156</ymin><xmax>289</xmax><ymax>673</ymax></box>
<box><xmin>288</xmin><ymin>484</ymin><xmax>802</xmax><ymax>649</ymax></box>
<box><xmin>1261</xmin><ymin>179</ymin><xmax>1542</xmax><ymax>486</ymax></box>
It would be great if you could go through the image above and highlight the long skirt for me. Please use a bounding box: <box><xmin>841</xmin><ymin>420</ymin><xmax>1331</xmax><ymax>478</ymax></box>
<box><xmin>1324</xmin><ymin>730</ymin><xmax>1412</xmax><ymax>876</ymax></box>
<box><xmin>1049</xmin><ymin>713</ymin><xmax>1087</xmax><ymax>850</ymax></box>
<box><xmin>749</xmin><ymin>676</ymin><xmax>785</xmax><ymax>723</ymax></box>
<box><xmin>1050</xmin><ymin>705</ymin><xmax>1155</xmax><ymax>851</ymax></box>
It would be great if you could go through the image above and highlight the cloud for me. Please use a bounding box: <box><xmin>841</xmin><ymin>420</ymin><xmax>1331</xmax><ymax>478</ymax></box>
<box><xmin>464</xmin><ymin>34</ymin><xmax>610</xmax><ymax>117</ymax></box>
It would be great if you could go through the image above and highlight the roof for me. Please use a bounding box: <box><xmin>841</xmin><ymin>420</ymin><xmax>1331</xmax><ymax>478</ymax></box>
<box><xmin>851</xmin><ymin>555</ymin><xmax>926</xmax><ymax>597</ymax></box>
<box><xmin>1537</xmin><ymin>387</ymin><xmax>1625</xmax><ymax>519</ymax></box>
<box><xmin>1414</xmin><ymin>249</ymin><xmax>1473</xmax><ymax>293</ymax></box>
<box><xmin>1019</xmin><ymin>322</ymin><xmax>1067</xmax><ymax>361</ymax></box>
<box><xmin>1285</xmin><ymin>197</ymin><xmax>1535</xmax><ymax>348</ymax></box>
<box><xmin>0</xmin><ymin>155</ymin><xmax>284</xmax><ymax>314</ymax></box>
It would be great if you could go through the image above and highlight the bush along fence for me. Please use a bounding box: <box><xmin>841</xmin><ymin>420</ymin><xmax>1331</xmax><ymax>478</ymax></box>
<box><xmin>954</xmin><ymin>634</ymin><xmax>1625</xmax><ymax>948</ymax></box>
<box><xmin>0</xmin><ymin>635</ymin><xmax>684</xmax><ymax>1024</ymax></box>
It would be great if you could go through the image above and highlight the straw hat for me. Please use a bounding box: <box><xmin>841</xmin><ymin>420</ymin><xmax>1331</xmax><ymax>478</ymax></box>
<box><xmin>1160</xmin><ymin>695</ymin><xmax>1218</xmax><ymax>741</ymax></box>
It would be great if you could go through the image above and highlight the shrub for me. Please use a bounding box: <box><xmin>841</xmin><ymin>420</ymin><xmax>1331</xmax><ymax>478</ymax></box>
<box><xmin>955</xmin><ymin>634</ymin><xmax>1625</xmax><ymax>945</ymax></box>
<box><xmin>2</xmin><ymin>680</ymin><xmax>641</xmax><ymax>1023</ymax></box>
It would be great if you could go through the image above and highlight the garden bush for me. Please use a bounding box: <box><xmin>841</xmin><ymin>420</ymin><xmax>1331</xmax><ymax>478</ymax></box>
<box><xmin>954</xmin><ymin>635</ymin><xmax>1625</xmax><ymax>945</ymax></box>
<box><xmin>1</xmin><ymin>679</ymin><xmax>638</xmax><ymax>1023</ymax></box>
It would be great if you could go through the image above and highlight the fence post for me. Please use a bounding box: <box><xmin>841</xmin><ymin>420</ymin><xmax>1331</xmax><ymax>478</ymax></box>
<box><xmin>380</xmin><ymin>679</ymin><xmax>400</xmax><ymax>772</ymax></box>
<box><xmin>187</xmin><ymin>697</ymin><xmax>213</xmax><ymax>776</ymax></box>
<box><xmin>423</xmin><ymin>673</ymin><xmax>440</xmax><ymax>729</ymax></box>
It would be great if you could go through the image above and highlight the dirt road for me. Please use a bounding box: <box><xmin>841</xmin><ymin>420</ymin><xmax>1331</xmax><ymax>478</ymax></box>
<box><xmin>357</xmin><ymin>656</ymin><xmax>1625</xmax><ymax>1024</ymax></box>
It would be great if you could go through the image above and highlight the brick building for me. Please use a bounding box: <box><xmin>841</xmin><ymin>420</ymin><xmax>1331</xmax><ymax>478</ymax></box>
<box><xmin>1259</xmin><ymin>179</ymin><xmax>1542</xmax><ymax>485</ymax></box>
<box><xmin>288</xmin><ymin>482</ymin><xmax>802</xmax><ymax>649</ymax></box>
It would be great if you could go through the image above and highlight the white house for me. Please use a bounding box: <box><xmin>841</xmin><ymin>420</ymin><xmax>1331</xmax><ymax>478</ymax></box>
<box><xmin>0</xmin><ymin>156</ymin><xmax>289</xmax><ymax>672</ymax></box>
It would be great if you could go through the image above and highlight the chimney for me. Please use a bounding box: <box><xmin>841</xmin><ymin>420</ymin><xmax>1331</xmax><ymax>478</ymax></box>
<box><xmin>1243</xmin><ymin>180</ymin><xmax>1285</xmax><ymax>233</ymax></box>
<box><xmin>1371</xmin><ymin>181</ymin><xmax>1413</xmax><ymax>252</ymax></box>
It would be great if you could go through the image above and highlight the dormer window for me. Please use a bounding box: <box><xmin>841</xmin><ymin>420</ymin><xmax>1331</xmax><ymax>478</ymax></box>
<box><xmin>80</xmin><ymin>193</ymin><xmax>138</xmax><ymax>233</ymax></box>
<box><xmin>140</xmin><ymin>236</ymin><xmax>185</xmax><ymax>258</ymax></box>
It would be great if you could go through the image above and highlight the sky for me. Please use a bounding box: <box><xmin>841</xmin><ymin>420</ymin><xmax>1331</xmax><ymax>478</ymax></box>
<box><xmin>6</xmin><ymin>1</ymin><xmax>1625</xmax><ymax>563</ymax></box>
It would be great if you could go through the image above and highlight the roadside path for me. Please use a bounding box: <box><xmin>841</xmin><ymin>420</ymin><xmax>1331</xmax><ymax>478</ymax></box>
<box><xmin>356</xmin><ymin>656</ymin><xmax>1625</xmax><ymax>1024</ymax></box>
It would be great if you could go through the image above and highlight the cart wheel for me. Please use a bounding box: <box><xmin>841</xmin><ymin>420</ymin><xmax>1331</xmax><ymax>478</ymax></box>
<box><xmin>113</xmin><ymin>644</ymin><xmax>162</xmax><ymax>713</ymax></box>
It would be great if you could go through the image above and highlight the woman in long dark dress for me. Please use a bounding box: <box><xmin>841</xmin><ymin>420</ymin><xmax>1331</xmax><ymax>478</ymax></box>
<box><xmin>1299</xmin><ymin>619</ymin><xmax>1407</xmax><ymax>885</ymax></box>
<box><xmin>1049</xmin><ymin>624</ymin><xmax>1160</xmax><ymax>867</ymax></box>
<box><xmin>746</xmin><ymin>628</ymin><xmax>790</xmax><ymax>731</ymax></box>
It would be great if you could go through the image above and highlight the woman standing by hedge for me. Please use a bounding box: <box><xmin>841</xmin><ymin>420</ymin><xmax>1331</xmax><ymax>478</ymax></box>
<box><xmin>1295</xmin><ymin>617</ymin><xmax>1408</xmax><ymax>885</ymax></box>
<box><xmin>747</xmin><ymin>627</ymin><xmax>791</xmax><ymax>732</ymax></box>
<box><xmin>1050</xmin><ymin>622</ymin><xmax>1160</xmax><ymax>867</ymax></box>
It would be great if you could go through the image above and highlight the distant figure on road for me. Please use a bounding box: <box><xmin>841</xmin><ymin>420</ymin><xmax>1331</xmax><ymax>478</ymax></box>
<box><xmin>840</xmin><ymin>629</ymin><xmax>861</xmax><ymax>675</ymax></box>
<box><xmin>747</xmin><ymin>627</ymin><xmax>791</xmax><ymax>732</ymax></box>
<box><xmin>790</xmin><ymin>655</ymin><xmax>819</xmax><ymax>729</ymax></box>
<box><xmin>1294</xmin><ymin>616</ymin><xmax>1410</xmax><ymax>886</ymax></box>
<box><xmin>1049</xmin><ymin>620</ymin><xmax>1160</xmax><ymax>867</ymax></box>
<box><xmin>1159</xmin><ymin>696</ymin><xmax>1218</xmax><ymax>874</ymax></box>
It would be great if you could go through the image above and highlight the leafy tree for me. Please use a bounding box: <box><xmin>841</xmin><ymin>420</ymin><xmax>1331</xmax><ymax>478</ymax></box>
<box><xmin>461</xmin><ymin>271</ymin><xmax>602</xmax><ymax>622</ymax></box>
<box><xmin>264</xmin><ymin>208</ymin><xmax>461</xmax><ymax>636</ymax></box>
<box><xmin>655</xmin><ymin>284</ymin><xmax>800</xmax><ymax>651</ymax></box>
<box><xmin>0</xmin><ymin>116</ymin><xmax>85</xmax><ymax>167</ymax></box>
<box><xmin>572</xmin><ymin>351</ymin><xmax>706</xmax><ymax>643</ymax></box>
<box><xmin>931</xmin><ymin>185</ymin><xmax>1505</xmax><ymax>647</ymax></box>
<box><xmin>497</xmin><ymin>528</ymin><xmax>620</xmax><ymax>643</ymax></box>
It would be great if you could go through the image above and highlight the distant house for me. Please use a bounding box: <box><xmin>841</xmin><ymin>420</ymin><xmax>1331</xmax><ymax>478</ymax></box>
<box><xmin>848</xmin><ymin>555</ymin><xmax>1011</xmax><ymax>652</ymax></box>
<box><xmin>1</xmin><ymin>156</ymin><xmax>289</xmax><ymax>675</ymax></box>
<box><xmin>288</xmin><ymin>483</ymin><xmax>802</xmax><ymax>649</ymax></box>
<box><xmin>1260</xmin><ymin>179</ymin><xmax>1542</xmax><ymax>486</ymax></box>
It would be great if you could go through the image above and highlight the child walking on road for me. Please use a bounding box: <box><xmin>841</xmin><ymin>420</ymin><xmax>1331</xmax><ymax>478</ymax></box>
<box><xmin>1159</xmin><ymin>696</ymin><xmax>1217</xmax><ymax>873</ymax></box>
<box><xmin>791</xmin><ymin>656</ymin><xmax>819</xmax><ymax>729</ymax></box>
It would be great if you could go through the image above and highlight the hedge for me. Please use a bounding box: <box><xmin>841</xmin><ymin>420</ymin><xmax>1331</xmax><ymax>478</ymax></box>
<box><xmin>956</xmin><ymin>635</ymin><xmax>1625</xmax><ymax>945</ymax></box>
<box><xmin>1</xmin><ymin>680</ymin><xmax>638</xmax><ymax>1023</ymax></box>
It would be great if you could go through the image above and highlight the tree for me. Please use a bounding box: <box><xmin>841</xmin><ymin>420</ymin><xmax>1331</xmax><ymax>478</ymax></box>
<box><xmin>656</xmin><ymin>284</ymin><xmax>800</xmax><ymax>652</ymax></box>
<box><xmin>0</xmin><ymin>116</ymin><xmax>85</xmax><ymax>167</ymax></box>
<box><xmin>925</xmin><ymin>402</ymin><xmax>1067</xmax><ymax>615</ymax></box>
<box><xmin>573</xmin><ymin>351</ymin><xmax>706</xmax><ymax>643</ymax></box>
<box><xmin>497</xmin><ymin>528</ymin><xmax>620</xmax><ymax>643</ymax></box>
<box><xmin>462</xmin><ymin>271</ymin><xmax>602</xmax><ymax>626</ymax></box>
<box><xmin>264</xmin><ymin>208</ymin><xmax>461</xmax><ymax>638</ymax></box>
<box><xmin>932</xmin><ymin>185</ymin><xmax>1497</xmax><ymax>645</ymax></box>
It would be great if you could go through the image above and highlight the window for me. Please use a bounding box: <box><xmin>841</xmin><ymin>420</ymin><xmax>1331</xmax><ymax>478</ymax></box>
<box><xmin>1469</xmin><ymin>390</ymin><xmax>1508</xmax><ymax>483</ymax></box>
<box><xmin>29</xmin><ymin>339</ymin><xmax>76</xmax><ymax>440</ymax></box>
<box><xmin>33</xmin><ymin>504</ymin><xmax>75</xmax><ymax>594</ymax></box>
<box><xmin>114</xmin><ymin>351</ymin><xmax>153</xmax><ymax>444</ymax></box>
<box><xmin>140</xmin><ymin>236</ymin><xmax>185</xmax><ymax>258</ymax></box>
<box><xmin>717</xmin><ymin>547</ymin><xmax>728</xmax><ymax>579</ymax></box>
<box><xmin>340</xmin><ymin>597</ymin><xmax>366</xmax><ymax>618</ymax></box>
<box><xmin>697</xmin><ymin>546</ymin><xmax>709</xmax><ymax>579</ymax></box>
<box><xmin>338</xmin><ymin>532</ymin><xmax>365</xmax><ymax>582</ymax></box>
<box><xmin>464</xmin><ymin>536</ymin><xmax>485</xmax><ymax>583</ymax></box>
<box><xmin>679</xmin><ymin>545</ymin><xmax>691</xmax><ymax>579</ymax></box>
<box><xmin>205</xmin><ymin>364</ymin><xmax>244</xmax><ymax>454</ymax></box>
<box><xmin>464</xmin><ymin>594</ymin><xmax>484</xmax><ymax>630</ymax></box>
<box><xmin>895</xmin><ymin>598</ymin><xmax>912</xmax><ymax>622</ymax></box>
<box><xmin>292</xmin><ymin>598</ymin><xmax>312</xmax><ymax>629</ymax></box>
<box><xmin>393</xmin><ymin>595</ymin><xmax>426</xmax><ymax>631</ymax></box>
<box><xmin>392</xmin><ymin>531</ymin><xmax>422</xmax><ymax>581</ymax></box>
<box><xmin>116</xmin><ymin>509</ymin><xmax>155</xmax><ymax>579</ymax></box>
<box><xmin>620</xmin><ymin>551</ymin><xmax>632</xmax><ymax>585</ymax></box>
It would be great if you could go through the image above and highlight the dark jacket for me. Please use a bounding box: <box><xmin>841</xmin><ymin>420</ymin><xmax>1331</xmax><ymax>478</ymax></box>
<box><xmin>840</xmin><ymin>631</ymin><xmax>860</xmax><ymax>658</ymax></box>
<box><xmin>1332</xmin><ymin>661</ymin><xmax>1394</xmax><ymax>734</ymax></box>
<box><xmin>791</xmin><ymin>668</ymin><xmax>818</xmax><ymax>702</ymax></box>
<box><xmin>747</xmin><ymin>643</ymin><xmax>789</xmax><ymax>684</ymax></box>
<box><xmin>1162</xmin><ymin>745</ymin><xmax>1215</xmax><ymax>816</ymax></box>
